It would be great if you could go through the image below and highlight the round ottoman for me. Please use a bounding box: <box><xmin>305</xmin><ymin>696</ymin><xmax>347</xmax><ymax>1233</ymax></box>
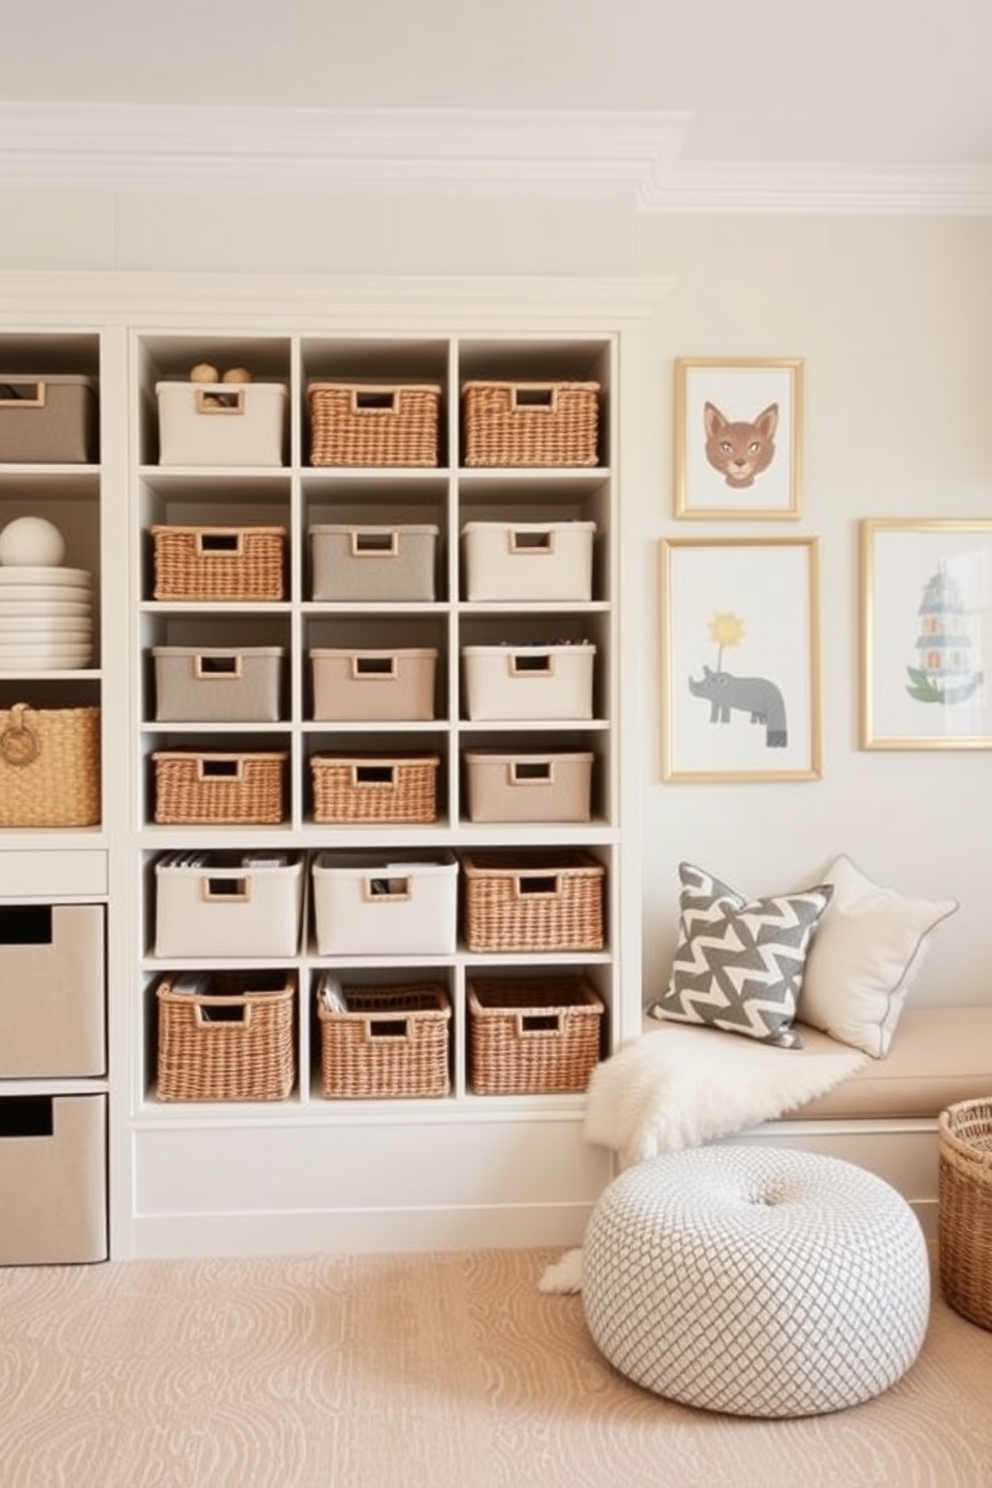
<box><xmin>582</xmin><ymin>1146</ymin><xmax>930</xmax><ymax>1418</ymax></box>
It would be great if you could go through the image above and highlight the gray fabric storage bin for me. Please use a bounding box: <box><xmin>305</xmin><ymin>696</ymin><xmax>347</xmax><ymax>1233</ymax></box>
<box><xmin>310</xmin><ymin>524</ymin><xmax>438</xmax><ymax>601</ymax></box>
<box><xmin>153</xmin><ymin>646</ymin><xmax>286</xmax><ymax>722</ymax></box>
<box><xmin>0</xmin><ymin>904</ymin><xmax>105</xmax><ymax>1078</ymax></box>
<box><xmin>0</xmin><ymin>374</ymin><xmax>98</xmax><ymax>462</ymax></box>
<box><xmin>0</xmin><ymin>1093</ymin><xmax>107</xmax><ymax>1264</ymax></box>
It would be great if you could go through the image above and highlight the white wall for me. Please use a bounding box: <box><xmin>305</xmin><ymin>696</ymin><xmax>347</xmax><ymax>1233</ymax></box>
<box><xmin>2</xmin><ymin>185</ymin><xmax>989</xmax><ymax>1008</ymax></box>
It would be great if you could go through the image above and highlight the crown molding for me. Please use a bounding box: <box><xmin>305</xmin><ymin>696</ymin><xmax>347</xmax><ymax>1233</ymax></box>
<box><xmin>0</xmin><ymin>103</ymin><xmax>988</xmax><ymax>215</ymax></box>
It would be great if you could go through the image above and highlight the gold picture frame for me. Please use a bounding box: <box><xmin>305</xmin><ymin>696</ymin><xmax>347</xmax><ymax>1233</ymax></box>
<box><xmin>674</xmin><ymin>357</ymin><xmax>804</xmax><ymax>520</ymax></box>
<box><xmin>661</xmin><ymin>535</ymin><xmax>822</xmax><ymax>782</ymax></box>
<box><xmin>861</xmin><ymin>517</ymin><xmax>992</xmax><ymax>750</ymax></box>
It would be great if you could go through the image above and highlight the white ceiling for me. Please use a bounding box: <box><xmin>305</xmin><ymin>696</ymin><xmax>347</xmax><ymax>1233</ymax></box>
<box><xmin>2</xmin><ymin>1</ymin><xmax>991</xmax><ymax>211</ymax></box>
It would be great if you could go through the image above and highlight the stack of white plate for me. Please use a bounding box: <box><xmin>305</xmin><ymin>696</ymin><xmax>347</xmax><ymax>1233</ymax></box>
<box><xmin>0</xmin><ymin>567</ymin><xmax>94</xmax><ymax>671</ymax></box>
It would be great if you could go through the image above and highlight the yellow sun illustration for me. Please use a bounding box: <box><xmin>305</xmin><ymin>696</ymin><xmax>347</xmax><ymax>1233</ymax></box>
<box><xmin>707</xmin><ymin>612</ymin><xmax>746</xmax><ymax>649</ymax></box>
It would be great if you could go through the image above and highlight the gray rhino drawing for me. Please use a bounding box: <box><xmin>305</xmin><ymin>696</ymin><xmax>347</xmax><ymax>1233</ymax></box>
<box><xmin>688</xmin><ymin>665</ymin><xmax>788</xmax><ymax>748</ymax></box>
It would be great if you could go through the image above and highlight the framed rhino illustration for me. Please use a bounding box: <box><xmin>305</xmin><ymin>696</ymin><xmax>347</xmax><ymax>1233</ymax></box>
<box><xmin>861</xmin><ymin>518</ymin><xmax>992</xmax><ymax>750</ymax></box>
<box><xmin>673</xmin><ymin>357</ymin><xmax>804</xmax><ymax>520</ymax></box>
<box><xmin>661</xmin><ymin>536</ymin><xmax>822</xmax><ymax>782</ymax></box>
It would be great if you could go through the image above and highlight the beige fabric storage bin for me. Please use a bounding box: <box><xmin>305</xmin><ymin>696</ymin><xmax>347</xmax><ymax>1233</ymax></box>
<box><xmin>464</xmin><ymin>750</ymin><xmax>593</xmax><ymax>823</ymax></box>
<box><xmin>153</xmin><ymin>646</ymin><xmax>286</xmax><ymax>722</ymax></box>
<box><xmin>0</xmin><ymin>374</ymin><xmax>98</xmax><ymax>462</ymax></box>
<box><xmin>0</xmin><ymin>1093</ymin><xmax>107</xmax><ymax>1264</ymax></box>
<box><xmin>310</xmin><ymin>524</ymin><xmax>438</xmax><ymax>601</ymax></box>
<box><xmin>461</xmin><ymin>521</ymin><xmax>595</xmax><ymax>602</ymax></box>
<box><xmin>462</xmin><ymin>643</ymin><xmax>595</xmax><ymax>721</ymax></box>
<box><xmin>311</xmin><ymin>850</ymin><xmax>457</xmax><ymax>955</ymax></box>
<box><xmin>154</xmin><ymin>852</ymin><xmax>304</xmax><ymax>959</ymax></box>
<box><xmin>156</xmin><ymin>381</ymin><xmax>288</xmax><ymax>466</ymax></box>
<box><xmin>0</xmin><ymin>904</ymin><xmax>105</xmax><ymax>1078</ymax></box>
<box><xmin>310</xmin><ymin>647</ymin><xmax>437</xmax><ymax>721</ymax></box>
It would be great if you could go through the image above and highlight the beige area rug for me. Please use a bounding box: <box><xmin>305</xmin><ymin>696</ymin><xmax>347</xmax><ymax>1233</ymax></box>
<box><xmin>1</xmin><ymin>1246</ymin><xmax>990</xmax><ymax>1488</ymax></box>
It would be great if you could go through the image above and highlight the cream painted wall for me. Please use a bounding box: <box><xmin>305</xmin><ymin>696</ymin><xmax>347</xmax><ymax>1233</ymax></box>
<box><xmin>1</xmin><ymin>187</ymin><xmax>989</xmax><ymax>1008</ymax></box>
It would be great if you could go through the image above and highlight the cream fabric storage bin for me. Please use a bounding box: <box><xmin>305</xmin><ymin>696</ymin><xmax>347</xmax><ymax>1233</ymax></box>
<box><xmin>461</xmin><ymin>521</ymin><xmax>595</xmax><ymax>602</ymax></box>
<box><xmin>0</xmin><ymin>1093</ymin><xmax>107</xmax><ymax>1264</ymax></box>
<box><xmin>310</xmin><ymin>647</ymin><xmax>437</xmax><ymax>721</ymax></box>
<box><xmin>310</xmin><ymin>524</ymin><xmax>438</xmax><ymax>601</ymax></box>
<box><xmin>154</xmin><ymin>851</ymin><xmax>304</xmax><ymax>959</ymax></box>
<box><xmin>464</xmin><ymin>750</ymin><xmax>593</xmax><ymax>823</ymax></box>
<box><xmin>462</xmin><ymin>643</ymin><xmax>595</xmax><ymax>721</ymax></box>
<box><xmin>153</xmin><ymin>645</ymin><xmax>286</xmax><ymax>722</ymax></box>
<box><xmin>0</xmin><ymin>373</ymin><xmax>98</xmax><ymax>462</ymax></box>
<box><xmin>311</xmin><ymin>850</ymin><xmax>457</xmax><ymax>955</ymax></box>
<box><xmin>156</xmin><ymin>381</ymin><xmax>288</xmax><ymax>466</ymax></box>
<box><xmin>0</xmin><ymin>904</ymin><xmax>105</xmax><ymax>1078</ymax></box>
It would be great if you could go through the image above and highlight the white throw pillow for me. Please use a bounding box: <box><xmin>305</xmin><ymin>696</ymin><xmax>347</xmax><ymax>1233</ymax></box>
<box><xmin>797</xmin><ymin>855</ymin><xmax>958</xmax><ymax>1058</ymax></box>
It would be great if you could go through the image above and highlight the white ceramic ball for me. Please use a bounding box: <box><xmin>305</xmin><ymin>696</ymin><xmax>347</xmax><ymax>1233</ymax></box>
<box><xmin>0</xmin><ymin>516</ymin><xmax>67</xmax><ymax>567</ymax></box>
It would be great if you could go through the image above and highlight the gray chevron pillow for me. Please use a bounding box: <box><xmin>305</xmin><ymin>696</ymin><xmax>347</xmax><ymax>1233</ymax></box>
<box><xmin>648</xmin><ymin>862</ymin><xmax>834</xmax><ymax>1049</ymax></box>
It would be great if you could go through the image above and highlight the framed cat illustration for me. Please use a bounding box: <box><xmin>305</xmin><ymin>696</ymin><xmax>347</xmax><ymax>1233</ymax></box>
<box><xmin>673</xmin><ymin>357</ymin><xmax>804</xmax><ymax>519</ymax></box>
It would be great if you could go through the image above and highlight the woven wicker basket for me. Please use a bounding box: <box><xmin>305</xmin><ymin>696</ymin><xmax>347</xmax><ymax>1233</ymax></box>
<box><xmin>310</xmin><ymin>753</ymin><xmax>439</xmax><ymax>824</ymax></box>
<box><xmin>938</xmin><ymin>1098</ymin><xmax>992</xmax><ymax>1330</ymax></box>
<box><xmin>462</xmin><ymin>851</ymin><xmax>605</xmax><ymax>953</ymax></box>
<box><xmin>318</xmin><ymin>980</ymin><xmax>451</xmax><ymax>1099</ymax></box>
<box><xmin>468</xmin><ymin>976</ymin><xmax>604</xmax><ymax>1095</ymax></box>
<box><xmin>308</xmin><ymin>383</ymin><xmax>441</xmax><ymax>467</ymax></box>
<box><xmin>156</xmin><ymin>971</ymin><xmax>296</xmax><ymax>1102</ymax></box>
<box><xmin>0</xmin><ymin>703</ymin><xmax>100</xmax><ymax>827</ymax></box>
<box><xmin>152</xmin><ymin>750</ymin><xmax>288</xmax><ymax>824</ymax></box>
<box><xmin>462</xmin><ymin>380</ymin><xmax>600</xmax><ymax>467</ymax></box>
<box><xmin>151</xmin><ymin>525</ymin><xmax>286</xmax><ymax>601</ymax></box>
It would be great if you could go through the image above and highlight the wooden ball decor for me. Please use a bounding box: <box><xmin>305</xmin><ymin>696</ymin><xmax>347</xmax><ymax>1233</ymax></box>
<box><xmin>190</xmin><ymin>362</ymin><xmax>219</xmax><ymax>383</ymax></box>
<box><xmin>222</xmin><ymin>367</ymin><xmax>253</xmax><ymax>384</ymax></box>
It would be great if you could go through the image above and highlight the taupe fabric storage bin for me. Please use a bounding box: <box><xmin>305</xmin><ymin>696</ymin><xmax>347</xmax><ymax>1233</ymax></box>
<box><xmin>156</xmin><ymin>381</ymin><xmax>288</xmax><ymax>466</ymax></box>
<box><xmin>310</xmin><ymin>523</ymin><xmax>438</xmax><ymax>601</ymax></box>
<box><xmin>0</xmin><ymin>1093</ymin><xmax>107</xmax><ymax>1264</ymax></box>
<box><xmin>0</xmin><ymin>904</ymin><xmax>105</xmax><ymax>1078</ymax></box>
<box><xmin>461</xmin><ymin>521</ymin><xmax>595</xmax><ymax>601</ymax></box>
<box><xmin>0</xmin><ymin>374</ymin><xmax>98</xmax><ymax>462</ymax></box>
<box><xmin>464</xmin><ymin>750</ymin><xmax>593</xmax><ymax>823</ymax></box>
<box><xmin>152</xmin><ymin>646</ymin><xmax>286</xmax><ymax>722</ymax></box>
<box><xmin>154</xmin><ymin>851</ymin><xmax>304</xmax><ymax>959</ymax></box>
<box><xmin>310</xmin><ymin>647</ymin><xmax>437</xmax><ymax>721</ymax></box>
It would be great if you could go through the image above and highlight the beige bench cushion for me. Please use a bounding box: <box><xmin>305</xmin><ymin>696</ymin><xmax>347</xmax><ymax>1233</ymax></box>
<box><xmin>789</xmin><ymin>1007</ymin><xmax>992</xmax><ymax>1120</ymax></box>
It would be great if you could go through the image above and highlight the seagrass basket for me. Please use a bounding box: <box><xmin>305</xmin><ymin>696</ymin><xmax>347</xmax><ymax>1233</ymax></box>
<box><xmin>152</xmin><ymin>750</ymin><xmax>288</xmax><ymax>824</ymax></box>
<box><xmin>0</xmin><ymin>703</ymin><xmax>100</xmax><ymax>827</ymax></box>
<box><xmin>938</xmin><ymin>1098</ymin><xmax>992</xmax><ymax>1330</ymax></box>
<box><xmin>156</xmin><ymin>971</ymin><xmax>296</xmax><ymax>1102</ymax></box>
<box><xmin>462</xmin><ymin>380</ymin><xmax>600</xmax><ymax>467</ymax></box>
<box><xmin>467</xmin><ymin>976</ymin><xmax>604</xmax><ymax>1095</ymax></box>
<box><xmin>317</xmin><ymin>978</ymin><xmax>451</xmax><ymax>1099</ymax></box>
<box><xmin>151</xmin><ymin>525</ymin><xmax>286</xmax><ymax>601</ymax></box>
<box><xmin>310</xmin><ymin>753</ymin><xmax>439</xmax><ymax>824</ymax></box>
<box><xmin>308</xmin><ymin>383</ymin><xmax>441</xmax><ymax>467</ymax></box>
<box><xmin>461</xmin><ymin>851</ymin><xmax>605</xmax><ymax>953</ymax></box>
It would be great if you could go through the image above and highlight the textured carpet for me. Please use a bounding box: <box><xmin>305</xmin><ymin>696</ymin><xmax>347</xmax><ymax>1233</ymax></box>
<box><xmin>1</xmin><ymin>1245</ymin><xmax>990</xmax><ymax>1488</ymax></box>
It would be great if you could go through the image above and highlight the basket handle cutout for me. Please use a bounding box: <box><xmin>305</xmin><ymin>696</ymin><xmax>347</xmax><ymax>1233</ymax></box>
<box><xmin>196</xmin><ymin>531</ymin><xmax>244</xmax><ymax>556</ymax></box>
<box><xmin>515</xmin><ymin>873</ymin><xmax>559</xmax><ymax>898</ymax></box>
<box><xmin>353</xmin><ymin>764</ymin><xmax>397</xmax><ymax>787</ymax></box>
<box><xmin>195</xmin><ymin>1002</ymin><xmax>250</xmax><ymax>1026</ymax></box>
<box><xmin>518</xmin><ymin>1013</ymin><xmax>563</xmax><ymax>1036</ymax></box>
<box><xmin>0</xmin><ymin>1095</ymin><xmax>54</xmax><ymax>1139</ymax></box>
<box><xmin>510</xmin><ymin>761</ymin><xmax>553</xmax><ymax>785</ymax></box>
<box><xmin>352</xmin><ymin>531</ymin><xmax>399</xmax><ymax>557</ymax></box>
<box><xmin>195</xmin><ymin>388</ymin><xmax>246</xmax><ymax>416</ymax></box>
<box><xmin>0</xmin><ymin>904</ymin><xmax>53</xmax><ymax>946</ymax></box>
<box><xmin>0</xmin><ymin>380</ymin><xmax>46</xmax><ymax>408</ymax></box>
<box><xmin>367</xmin><ymin>1018</ymin><xmax>411</xmax><ymax>1041</ymax></box>
<box><xmin>352</xmin><ymin>390</ymin><xmax>398</xmax><ymax>414</ymax></box>
<box><xmin>197</xmin><ymin>758</ymin><xmax>245</xmax><ymax>781</ymax></box>
<box><xmin>202</xmin><ymin>875</ymin><xmax>252</xmax><ymax>902</ymax></box>
<box><xmin>352</xmin><ymin>656</ymin><xmax>397</xmax><ymax>680</ymax></box>
<box><xmin>195</xmin><ymin>654</ymin><xmax>243</xmax><ymax>679</ymax></box>
<box><xmin>510</xmin><ymin>654</ymin><xmax>552</xmax><ymax>677</ymax></box>
<box><xmin>511</xmin><ymin>387</ymin><xmax>557</xmax><ymax>412</ymax></box>
<box><xmin>365</xmin><ymin>875</ymin><xmax>412</xmax><ymax>902</ymax></box>
<box><xmin>509</xmin><ymin>530</ymin><xmax>555</xmax><ymax>555</ymax></box>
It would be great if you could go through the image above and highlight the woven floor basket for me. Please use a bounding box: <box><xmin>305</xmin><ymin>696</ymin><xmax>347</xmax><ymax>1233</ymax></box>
<box><xmin>462</xmin><ymin>380</ymin><xmax>600</xmax><ymax>467</ymax></box>
<box><xmin>0</xmin><ymin>703</ymin><xmax>100</xmax><ymax>827</ymax></box>
<box><xmin>156</xmin><ymin>972</ymin><xmax>296</xmax><ymax>1102</ymax></box>
<box><xmin>462</xmin><ymin>851</ymin><xmax>605</xmax><ymax>952</ymax></box>
<box><xmin>468</xmin><ymin>976</ymin><xmax>604</xmax><ymax>1095</ymax></box>
<box><xmin>310</xmin><ymin>754</ymin><xmax>439</xmax><ymax>823</ymax></box>
<box><xmin>152</xmin><ymin>751</ymin><xmax>287</xmax><ymax>824</ymax></box>
<box><xmin>151</xmin><ymin>525</ymin><xmax>286</xmax><ymax>601</ymax></box>
<box><xmin>938</xmin><ymin>1098</ymin><xmax>992</xmax><ymax>1330</ymax></box>
<box><xmin>318</xmin><ymin>983</ymin><xmax>451</xmax><ymax>1099</ymax></box>
<box><xmin>308</xmin><ymin>383</ymin><xmax>441</xmax><ymax>467</ymax></box>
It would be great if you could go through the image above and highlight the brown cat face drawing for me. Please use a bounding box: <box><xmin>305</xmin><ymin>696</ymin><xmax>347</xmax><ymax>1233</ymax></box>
<box><xmin>703</xmin><ymin>401</ymin><xmax>779</xmax><ymax>488</ymax></box>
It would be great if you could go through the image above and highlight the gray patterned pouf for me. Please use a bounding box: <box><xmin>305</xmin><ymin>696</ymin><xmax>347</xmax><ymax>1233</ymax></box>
<box><xmin>582</xmin><ymin>1146</ymin><xmax>930</xmax><ymax>1417</ymax></box>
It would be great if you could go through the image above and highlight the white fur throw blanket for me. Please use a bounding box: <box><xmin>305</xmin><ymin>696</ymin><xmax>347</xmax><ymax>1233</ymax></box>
<box><xmin>539</xmin><ymin>1020</ymin><xmax>868</xmax><ymax>1294</ymax></box>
